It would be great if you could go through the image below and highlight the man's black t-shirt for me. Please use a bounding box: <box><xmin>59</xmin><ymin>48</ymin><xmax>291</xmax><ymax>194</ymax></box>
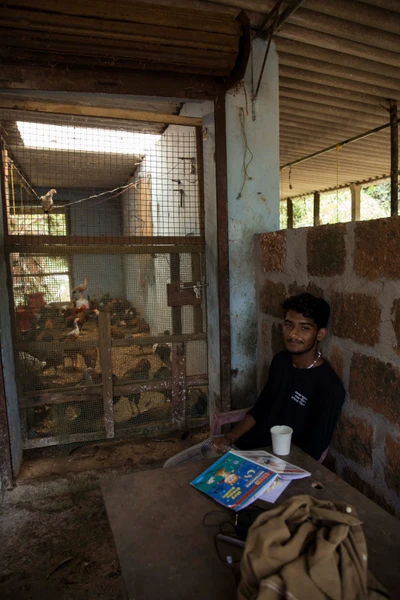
<box><xmin>235</xmin><ymin>351</ymin><xmax>345</xmax><ymax>460</ymax></box>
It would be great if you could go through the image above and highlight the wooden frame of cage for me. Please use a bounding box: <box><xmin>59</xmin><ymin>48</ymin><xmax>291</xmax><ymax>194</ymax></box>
<box><xmin>1</xmin><ymin>105</ymin><xmax>216</xmax><ymax>449</ymax></box>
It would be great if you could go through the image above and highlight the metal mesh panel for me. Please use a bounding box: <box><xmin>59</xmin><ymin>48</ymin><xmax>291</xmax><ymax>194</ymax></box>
<box><xmin>2</xmin><ymin>109</ymin><xmax>208</xmax><ymax>448</ymax></box>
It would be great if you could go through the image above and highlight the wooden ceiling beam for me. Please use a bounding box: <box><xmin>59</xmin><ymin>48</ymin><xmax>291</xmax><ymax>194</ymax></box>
<box><xmin>0</xmin><ymin>99</ymin><xmax>202</xmax><ymax>126</ymax></box>
<box><xmin>0</xmin><ymin>64</ymin><xmax>226</xmax><ymax>99</ymax></box>
<box><xmin>7</xmin><ymin>0</ymin><xmax>241</xmax><ymax>35</ymax></box>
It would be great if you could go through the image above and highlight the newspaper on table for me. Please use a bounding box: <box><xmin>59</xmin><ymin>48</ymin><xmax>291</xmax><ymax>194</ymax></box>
<box><xmin>232</xmin><ymin>450</ymin><xmax>311</xmax><ymax>480</ymax></box>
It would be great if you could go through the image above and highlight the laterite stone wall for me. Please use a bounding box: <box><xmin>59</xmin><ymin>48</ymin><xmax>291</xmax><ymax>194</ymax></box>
<box><xmin>255</xmin><ymin>217</ymin><xmax>400</xmax><ymax>516</ymax></box>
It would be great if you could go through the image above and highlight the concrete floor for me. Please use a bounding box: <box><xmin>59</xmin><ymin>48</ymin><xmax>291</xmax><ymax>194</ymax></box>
<box><xmin>0</xmin><ymin>429</ymin><xmax>209</xmax><ymax>600</ymax></box>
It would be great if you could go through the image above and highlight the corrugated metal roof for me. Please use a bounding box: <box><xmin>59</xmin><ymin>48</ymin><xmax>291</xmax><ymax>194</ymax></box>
<box><xmin>146</xmin><ymin>0</ymin><xmax>400</xmax><ymax>198</ymax></box>
<box><xmin>1</xmin><ymin>0</ymin><xmax>399</xmax><ymax>198</ymax></box>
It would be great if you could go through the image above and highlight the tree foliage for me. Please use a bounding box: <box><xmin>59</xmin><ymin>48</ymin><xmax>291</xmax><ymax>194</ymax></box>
<box><xmin>280</xmin><ymin>178</ymin><xmax>395</xmax><ymax>229</ymax></box>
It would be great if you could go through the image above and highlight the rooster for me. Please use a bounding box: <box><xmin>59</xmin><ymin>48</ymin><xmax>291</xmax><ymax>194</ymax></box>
<box><xmin>40</xmin><ymin>188</ymin><xmax>57</xmax><ymax>214</ymax></box>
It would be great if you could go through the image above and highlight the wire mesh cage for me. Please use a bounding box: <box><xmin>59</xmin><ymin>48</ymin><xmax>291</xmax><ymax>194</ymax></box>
<box><xmin>1</xmin><ymin>108</ymin><xmax>208</xmax><ymax>448</ymax></box>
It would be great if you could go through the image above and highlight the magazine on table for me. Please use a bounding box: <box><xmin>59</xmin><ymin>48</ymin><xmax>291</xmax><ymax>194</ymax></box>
<box><xmin>231</xmin><ymin>450</ymin><xmax>311</xmax><ymax>480</ymax></box>
<box><xmin>190</xmin><ymin>450</ymin><xmax>278</xmax><ymax>511</ymax></box>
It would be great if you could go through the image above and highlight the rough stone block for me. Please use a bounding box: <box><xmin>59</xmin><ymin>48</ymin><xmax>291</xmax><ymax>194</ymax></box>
<box><xmin>261</xmin><ymin>320</ymin><xmax>268</xmax><ymax>350</ymax></box>
<box><xmin>342</xmin><ymin>467</ymin><xmax>394</xmax><ymax>516</ymax></box>
<box><xmin>391</xmin><ymin>298</ymin><xmax>400</xmax><ymax>354</ymax></box>
<box><xmin>259</xmin><ymin>280</ymin><xmax>286</xmax><ymax>318</ymax></box>
<box><xmin>354</xmin><ymin>217</ymin><xmax>400</xmax><ymax>280</ymax></box>
<box><xmin>288</xmin><ymin>281</ymin><xmax>324</xmax><ymax>299</ymax></box>
<box><xmin>329</xmin><ymin>345</ymin><xmax>344</xmax><ymax>379</ymax></box>
<box><xmin>349</xmin><ymin>354</ymin><xmax>400</xmax><ymax>427</ymax></box>
<box><xmin>307</xmin><ymin>223</ymin><xmax>346</xmax><ymax>277</ymax></box>
<box><xmin>385</xmin><ymin>435</ymin><xmax>400</xmax><ymax>497</ymax></box>
<box><xmin>331</xmin><ymin>412</ymin><xmax>373</xmax><ymax>467</ymax></box>
<box><xmin>258</xmin><ymin>231</ymin><xmax>286</xmax><ymax>273</ymax></box>
<box><xmin>271</xmin><ymin>323</ymin><xmax>286</xmax><ymax>356</ymax></box>
<box><xmin>330</xmin><ymin>291</ymin><xmax>381</xmax><ymax>345</ymax></box>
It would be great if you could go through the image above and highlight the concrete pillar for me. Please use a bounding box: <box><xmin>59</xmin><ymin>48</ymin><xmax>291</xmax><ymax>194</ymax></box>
<box><xmin>226</xmin><ymin>38</ymin><xmax>280</xmax><ymax>407</ymax></box>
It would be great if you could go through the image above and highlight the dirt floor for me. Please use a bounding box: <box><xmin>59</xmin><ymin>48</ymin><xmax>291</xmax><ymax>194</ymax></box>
<box><xmin>0</xmin><ymin>428</ymin><xmax>209</xmax><ymax>600</ymax></box>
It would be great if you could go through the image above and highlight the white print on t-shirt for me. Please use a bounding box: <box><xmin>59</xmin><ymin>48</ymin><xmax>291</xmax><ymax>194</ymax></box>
<box><xmin>291</xmin><ymin>391</ymin><xmax>308</xmax><ymax>407</ymax></box>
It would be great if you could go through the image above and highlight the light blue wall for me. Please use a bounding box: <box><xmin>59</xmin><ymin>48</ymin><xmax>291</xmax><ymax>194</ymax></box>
<box><xmin>68</xmin><ymin>192</ymin><xmax>124</xmax><ymax>300</ymax></box>
<box><xmin>226</xmin><ymin>39</ymin><xmax>280</xmax><ymax>408</ymax></box>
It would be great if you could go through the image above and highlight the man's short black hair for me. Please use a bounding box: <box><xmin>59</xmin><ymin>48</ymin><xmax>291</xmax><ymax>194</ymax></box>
<box><xmin>282</xmin><ymin>293</ymin><xmax>330</xmax><ymax>329</ymax></box>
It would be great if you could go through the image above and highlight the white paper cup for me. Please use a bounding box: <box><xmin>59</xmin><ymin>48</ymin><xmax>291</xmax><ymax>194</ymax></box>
<box><xmin>270</xmin><ymin>425</ymin><xmax>293</xmax><ymax>456</ymax></box>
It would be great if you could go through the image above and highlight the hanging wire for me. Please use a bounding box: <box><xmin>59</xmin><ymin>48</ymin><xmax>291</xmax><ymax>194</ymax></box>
<box><xmin>236</xmin><ymin>107</ymin><xmax>254</xmax><ymax>200</ymax></box>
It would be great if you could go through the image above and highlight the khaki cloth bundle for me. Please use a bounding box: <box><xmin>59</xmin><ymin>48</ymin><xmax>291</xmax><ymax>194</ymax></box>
<box><xmin>238</xmin><ymin>495</ymin><xmax>389</xmax><ymax>600</ymax></box>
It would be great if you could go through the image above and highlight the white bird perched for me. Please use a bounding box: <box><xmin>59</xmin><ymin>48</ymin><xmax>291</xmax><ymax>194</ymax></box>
<box><xmin>72</xmin><ymin>277</ymin><xmax>88</xmax><ymax>296</ymax></box>
<box><xmin>40</xmin><ymin>188</ymin><xmax>57</xmax><ymax>214</ymax></box>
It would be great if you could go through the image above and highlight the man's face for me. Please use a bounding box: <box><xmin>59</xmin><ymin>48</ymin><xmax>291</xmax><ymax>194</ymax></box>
<box><xmin>282</xmin><ymin>309</ymin><xmax>325</xmax><ymax>355</ymax></box>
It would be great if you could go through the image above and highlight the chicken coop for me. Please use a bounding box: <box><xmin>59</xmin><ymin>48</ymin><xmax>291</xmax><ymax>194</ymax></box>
<box><xmin>1</xmin><ymin>107</ymin><xmax>209</xmax><ymax>448</ymax></box>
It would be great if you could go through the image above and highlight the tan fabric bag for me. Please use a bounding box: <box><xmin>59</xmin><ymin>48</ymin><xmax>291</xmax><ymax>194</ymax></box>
<box><xmin>238</xmin><ymin>495</ymin><xmax>389</xmax><ymax>600</ymax></box>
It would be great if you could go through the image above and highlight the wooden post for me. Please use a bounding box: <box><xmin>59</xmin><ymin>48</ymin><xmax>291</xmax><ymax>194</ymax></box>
<box><xmin>0</xmin><ymin>342</ymin><xmax>13</xmax><ymax>488</ymax></box>
<box><xmin>287</xmin><ymin>198</ymin><xmax>293</xmax><ymax>228</ymax></box>
<box><xmin>191</xmin><ymin>252</ymin><xmax>203</xmax><ymax>334</ymax></box>
<box><xmin>1</xmin><ymin>148</ymin><xmax>10</xmax><ymax>232</ymax></box>
<box><xmin>390</xmin><ymin>99</ymin><xmax>398</xmax><ymax>216</ymax></box>
<box><xmin>214</xmin><ymin>95</ymin><xmax>231</xmax><ymax>412</ymax></box>
<box><xmin>171</xmin><ymin>342</ymin><xmax>187</xmax><ymax>430</ymax></box>
<box><xmin>313</xmin><ymin>191</ymin><xmax>320</xmax><ymax>226</ymax></box>
<box><xmin>170</xmin><ymin>253</ymin><xmax>182</xmax><ymax>335</ymax></box>
<box><xmin>98</xmin><ymin>311</ymin><xmax>114</xmax><ymax>439</ymax></box>
<box><xmin>350</xmin><ymin>183</ymin><xmax>361</xmax><ymax>221</ymax></box>
<box><xmin>195</xmin><ymin>126</ymin><xmax>205</xmax><ymax>238</ymax></box>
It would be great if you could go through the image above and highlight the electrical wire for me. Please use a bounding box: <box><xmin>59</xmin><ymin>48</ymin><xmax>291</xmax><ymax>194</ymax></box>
<box><xmin>236</xmin><ymin>107</ymin><xmax>254</xmax><ymax>200</ymax></box>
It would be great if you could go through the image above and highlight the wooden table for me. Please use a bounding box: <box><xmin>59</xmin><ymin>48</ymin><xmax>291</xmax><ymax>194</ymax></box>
<box><xmin>101</xmin><ymin>446</ymin><xmax>400</xmax><ymax>599</ymax></box>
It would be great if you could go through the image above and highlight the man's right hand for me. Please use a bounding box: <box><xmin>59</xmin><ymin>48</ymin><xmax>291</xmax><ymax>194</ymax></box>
<box><xmin>212</xmin><ymin>435</ymin><xmax>233</xmax><ymax>452</ymax></box>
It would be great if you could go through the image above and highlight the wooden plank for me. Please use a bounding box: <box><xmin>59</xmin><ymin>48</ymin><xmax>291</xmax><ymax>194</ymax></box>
<box><xmin>5</xmin><ymin>244</ymin><xmax>205</xmax><ymax>256</ymax></box>
<box><xmin>23</xmin><ymin>429</ymin><xmax>105</xmax><ymax>449</ymax></box>
<box><xmin>19</xmin><ymin>375</ymin><xmax>208</xmax><ymax>408</ymax></box>
<box><xmin>170</xmin><ymin>253</ymin><xmax>182</xmax><ymax>335</ymax></box>
<box><xmin>0</xmin><ymin>8</ymin><xmax>240</xmax><ymax>52</ymax></box>
<box><xmin>98</xmin><ymin>311</ymin><xmax>114</xmax><ymax>439</ymax></box>
<box><xmin>167</xmin><ymin>282</ymin><xmax>202</xmax><ymax>307</ymax></box>
<box><xmin>5</xmin><ymin>235</ymin><xmax>205</xmax><ymax>247</ymax></box>
<box><xmin>0</xmin><ymin>64</ymin><xmax>226</xmax><ymax>100</ymax></box>
<box><xmin>7</xmin><ymin>0</ymin><xmax>241</xmax><ymax>35</ymax></box>
<box><xmin>0</xmin><ymin>342</ymin><xmax>13</xmax><ymax>488</ymax></box>
<box><xmin>191</xmin><ymin>253</ymin><xmax>204</xmax><ymax>334</ymax></box>
<box><xmin>0</xmin><ymin>31</ymin><xmax>236</xmax><ymax>71</ymax></box>
<box><xmin>195</xmin><ymin>127</ymin><xmax>206</xmax><ymax>239</ymax></box>
<box><xmin>0</xmin><ymin>47</ymin><xmax>230</xmax><ymax>77</ymax></box>
<box><xmin>111</xmin><ymin>333</ymin><xmax>207</xmax><ymax>348</ymax></box>
<box><xmin>0</xmin><ymin>99</ymin><xmax>202</xmax><ymax>127</ymax></box>
<box><xmin>171</xmin><ymin>342</ymin><xmax>186</xmax><ymax>430</ymax></box>
<box><xmin>214</xmin><ymin>95</ymin><xmax>231</xmax><ymax>412</ymax></box>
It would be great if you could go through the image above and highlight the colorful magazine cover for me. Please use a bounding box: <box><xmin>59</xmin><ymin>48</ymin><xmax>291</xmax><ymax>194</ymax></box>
<box><xmin>190</xmin><ymin>451</ymin><xmax>278</xmax><ymax>511</ymax></box>
<box><xmin>231</xmin><ymin>450</ymin><xmax>311</xmax><ymax>480</ymax></box>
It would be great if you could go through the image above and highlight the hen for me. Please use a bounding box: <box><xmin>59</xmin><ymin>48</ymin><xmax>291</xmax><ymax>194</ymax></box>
<box><xmin>123</xmin><ymin>358</ymin><xmax>151</xmax><ymax>414</ymax></box>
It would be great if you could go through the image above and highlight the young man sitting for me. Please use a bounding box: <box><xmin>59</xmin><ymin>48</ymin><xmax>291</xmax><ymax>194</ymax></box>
<box><xmin>213</xmin><ymin>293</ymin><xmax>345</xmax><ymax>461</ymax></box>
